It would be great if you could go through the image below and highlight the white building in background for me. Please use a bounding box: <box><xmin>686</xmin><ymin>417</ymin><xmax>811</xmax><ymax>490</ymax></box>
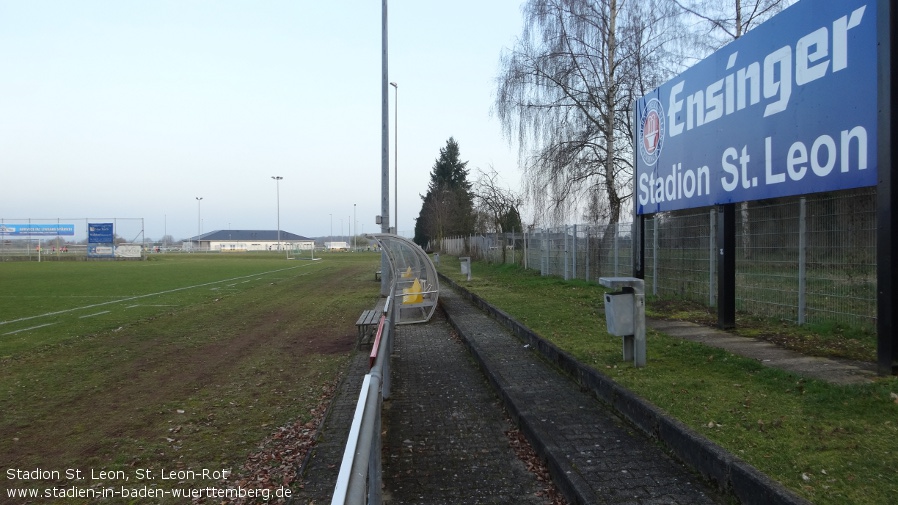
<box><xmin>324</xmin><ymin>241</ymin><xmax>350</xmax><ymax>251</ymax></box>
<box><xmin>187</xmin><ymin>230</ymin><xmax>315</xmax><ymax>252</ymax></box>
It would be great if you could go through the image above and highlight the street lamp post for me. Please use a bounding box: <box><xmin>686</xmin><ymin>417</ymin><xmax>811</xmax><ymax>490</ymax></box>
<box><xmin>195</xmin><ymin>197</ymin><xmax>203</xmax><ymax>252</ymax></box>
<box><xmin>353</xmin><ymin>203</ymin><xmax>356</xmax><ymax>251</ymax></box>
<box><xmin>390</xmin><ymin>81</ymin><xmax>398</xmax><ymax>234</ymax></box>
<box><xmin>272</xmin><ymin>176</ymin><xmax>283</xmax><ymax>254</ymax></box>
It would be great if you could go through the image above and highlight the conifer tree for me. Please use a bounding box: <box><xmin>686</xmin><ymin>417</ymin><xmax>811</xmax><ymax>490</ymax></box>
<box><xmin>414</xmin><ymin>137</ymin><xmax>475</xmax><ymax>248</ymax></box>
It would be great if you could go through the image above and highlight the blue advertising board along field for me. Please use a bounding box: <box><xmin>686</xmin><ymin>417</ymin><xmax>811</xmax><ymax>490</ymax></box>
<box><xmin>87</xmin><ymin>223</ymin><xmax>116</xmax><ymax>257</ymax></box>
<box><xmin>0</xmin><ymin>224</ymin><xmax>75</xmax><ymax>236</ymax></box>
<box><xmin>635</xmin><ymin>0</ymin><xmax>877</xmax><ymax>215</ymax></box>
<box><xmin>88</xmin><ymin>223</ymin><xmax>114</xmax><ymax>244</ymax></box>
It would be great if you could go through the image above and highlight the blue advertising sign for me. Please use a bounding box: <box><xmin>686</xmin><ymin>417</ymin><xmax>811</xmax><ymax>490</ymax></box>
<box><xmin>88</xmin><ymin>223</ymin><xmax>114</xmax><ymax>244</ymax></box>
<box><xmin>0</xmin><ymin>224</ymin><xmax>75</xmax><ymax>236</ymax></box>
<box><xmin>635</xmin><ymin>0</ymin><xmax>876</xmax><ymax>215</ymax></box>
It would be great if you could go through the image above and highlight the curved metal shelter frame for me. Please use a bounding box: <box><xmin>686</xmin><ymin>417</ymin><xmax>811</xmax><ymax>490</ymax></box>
<box><xmin>368</xmin><ymin>233</ymin><xmax>439</xmax><ymax>324</ymax></box>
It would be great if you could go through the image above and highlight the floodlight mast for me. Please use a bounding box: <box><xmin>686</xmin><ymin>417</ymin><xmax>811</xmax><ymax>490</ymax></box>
<box><xmin>272</xmin><ymin>176</ymin><xmax>283</xmax><ymax>256</ymax></box>
<box><xmin>380</xmin><ymin>0</ymin><xmax>391</xmax><ymax>295</ymax></box>
<box><xmin>196</xmin><ymin>197</ymin><xmax>203</xmax><ymax>252</ymax></box>
<box><xmin>390</xmin><ymin>81</ymin><xmax>398</xmax><ymax>235</ymax></box>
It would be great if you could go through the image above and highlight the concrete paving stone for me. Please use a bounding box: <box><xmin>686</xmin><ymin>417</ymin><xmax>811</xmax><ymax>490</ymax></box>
<box><xmin>438</xmin><ymin>286</ymin><xmax>725</xmax><ymax>505</ymax></box>
<box><xmin>380</xmin><ymin>313</ymin><xmax>548</xmax><ymax>504</ymax></box>
<box><xmin>643</xmin><ymin>317</ymin><xmax>875</xmax><ymax>385</ymax></box>
<box><xmin>652</xmin><ymin>326</ymin><xmax>717</xmax><ymax>338</ymax></box>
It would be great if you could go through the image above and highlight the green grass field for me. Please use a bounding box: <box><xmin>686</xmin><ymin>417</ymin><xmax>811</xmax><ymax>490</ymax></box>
<box><xmin>436</xmin><ymin>257</ymin><xmax>898</xmax><ymax>505</ymax></box>
<box><xmin>4</xmin><ymin>251</ymin><xmax>896</xmax><ymax>504</ymax></box>
<box><xmin>0</xmin><ymin>253</ymin><xmax>381</xmax><ymax>504</ymax></box>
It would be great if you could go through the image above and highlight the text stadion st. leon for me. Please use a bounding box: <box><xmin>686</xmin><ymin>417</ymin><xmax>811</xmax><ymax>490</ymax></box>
<box><xmin>635</xmin><ymin>0</ymin><xmax>877</xmax><ymax>215</ymax></box>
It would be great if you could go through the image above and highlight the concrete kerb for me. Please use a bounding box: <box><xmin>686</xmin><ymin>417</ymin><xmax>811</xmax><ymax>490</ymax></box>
<box><xmin>438</xmin><ymin>273</ymin><xmax>811</xmax><ymax>505</ymax></box>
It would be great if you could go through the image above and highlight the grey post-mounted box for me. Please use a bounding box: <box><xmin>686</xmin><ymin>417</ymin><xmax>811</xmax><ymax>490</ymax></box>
<box><xmin>604</xmin><ymin>292</ymin><xmax>634</xmax><ymax>336</ymax></box>
<box><xmin>459</xmin><ymin>257</ymin><xmax>471</xmax><ymax>281</ymax></box>
<box><xmin>599</xmin><ymin>277</ymin><xmax>646</xmax><ymax>368</ymax></box>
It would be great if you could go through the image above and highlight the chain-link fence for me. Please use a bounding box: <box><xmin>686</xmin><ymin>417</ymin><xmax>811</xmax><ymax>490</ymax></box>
<box><xmin>0</xmin><ymin>218</ymin><xmax>146</xmax><ymax>260</ymax></box>
<box><xmin>440</xmin><ymin>188</ymin><xmax>876</xmax><ymax>332</ymax></box>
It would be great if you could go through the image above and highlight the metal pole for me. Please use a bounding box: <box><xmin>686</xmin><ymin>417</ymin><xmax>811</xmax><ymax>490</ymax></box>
<box><xmin>653</xmin><ymin>217</ymin><xmax>659</xmax><ymax>296</ymax></box>
<box><xmin>585</xmin><ymin>227</ymin><xmax>590</xmax><ymax>281</ymax></box>
<box><xmin>798</xmin><ymin>197</ymin><xmax>807</xmax><ymax>325</ymax></box>
<box><xmin>272</xmin><ymin>176</ymin><xmax>283</xmax><ymax>254</ymax></box>
<box><xmin>876</xmin><ymin>0</ymin><xmax>896</xmax><ymax>375</ymax></box>
<box><xmin>634</xmin><ymin>284</ymin><xmax>646</xmax><ymax>368</ymax></box>
<box><xmin>390</xmin><ymin>82</ymin><xmax>398</xmax><ymax>235</ymax></box>
<box><xmin>709</xmin><ymin>208</ymin><xmax>717</xmax><ymax>307</ymax></box>
<box><xmin>634</xmin><ymin>216</ymin><xmax>645</xmax><ymax>279</ymax></box>
<box><xmin>196</xmin><ymin>197</ymin><xmax>203</xmax><ymax>251</ymax></box>
<box><xmin>563</xmin><ymin>226</ymin><xmax>569</xmax><ymax>280</ymax></box>
<box><xmin>511</xmin><ymin>229</ymin><xmax>515</xmax><ymax>265</ymax></box>
<box><xmin>380</xmin><ymin>0</ymin><xmax>391</xmax><ymax>295</ymax></box>
<box><xmin>717</xmin><ymin>204</ymin><xmax>736</xmax><ymax>329</ymax></box>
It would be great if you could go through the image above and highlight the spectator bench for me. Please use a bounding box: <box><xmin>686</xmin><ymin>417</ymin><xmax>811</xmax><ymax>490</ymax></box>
<box><xmin>355</xmin><ymin>309</ymin><xmax>381</xmax><ymax>349</ymax></box>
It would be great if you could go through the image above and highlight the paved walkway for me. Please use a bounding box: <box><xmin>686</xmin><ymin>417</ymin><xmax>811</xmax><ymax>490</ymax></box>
<box><xmin>288</xmin><ymin>278</ymin><xmax>867</xmax><ymax>504</ymax></box>
<box><xmin>379</xmin><ymin>313</ymin><xmax>548</xmax><ymax>504</ymax></box>
<box><xmin>292</xmin><ymin>286</ymin><xmax>729</xmax><ymax>504</ymax></box>
<box><xmin>646</xmin><ymin>318</ymin><xmax>876</xmax><ymax>385</ymax></box>
<box><xmin>436</xmin><ymin>287</ymin><xmax>724</xmax><ymax>505</ymax></box>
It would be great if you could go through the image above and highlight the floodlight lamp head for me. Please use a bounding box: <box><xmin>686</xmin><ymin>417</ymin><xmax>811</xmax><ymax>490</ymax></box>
<box><xmin>390</xmin><ymin>82</ymin><xmax>397</xmax><ymax>88</ymax></box>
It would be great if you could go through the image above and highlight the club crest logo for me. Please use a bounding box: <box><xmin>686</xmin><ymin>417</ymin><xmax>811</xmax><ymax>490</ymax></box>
<box><xmin>639</xmin><ymin>98</ymin><xmax>665</xmax><ymax>166</ymax></box>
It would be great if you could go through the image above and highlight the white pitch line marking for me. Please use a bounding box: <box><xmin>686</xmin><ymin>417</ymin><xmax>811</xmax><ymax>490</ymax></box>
<box><xmin>0</xmin><ymin>263</ymin><xmax>317</xmax><ymax>326</ymax></box>
<box><xmin>3</xmin><ymin>322</ymin><xmax>56</xmax><ymax>335</ymax></box>
<box><xmin>79</xmin><ymin>311</ymin><xmax>111</xmax><ymax>319</ymax></box>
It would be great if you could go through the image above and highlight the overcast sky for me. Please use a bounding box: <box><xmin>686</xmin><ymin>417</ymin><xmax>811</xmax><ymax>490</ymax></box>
<box><xmin>0</xmin><ymin>0</ymin><xmax>526</xmax><ymax>241</ymax></box>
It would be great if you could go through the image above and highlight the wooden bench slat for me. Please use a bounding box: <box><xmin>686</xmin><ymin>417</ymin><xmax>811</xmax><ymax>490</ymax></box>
<box><xmin>355</xmin><ymin>309</ymin><xmax>381</xmax><ymax>349</ymax></box>
<box><xmin>355</xmin><ymin>310</ymin><xmax>376</xmax><ymax>325</ymax></box>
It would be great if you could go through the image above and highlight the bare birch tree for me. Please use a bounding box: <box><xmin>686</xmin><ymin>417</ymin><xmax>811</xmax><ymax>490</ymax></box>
<box><xmin>473</xmin><ymin>167</ymin><xmax>524</xmax><ymax>262</ymax></box>
<box><xmin>672</xmin><ymin>0</ymin><xmax>793</xmax><ymax>258</ymax></box>
<box><xmin>673</xmin><ymin>0</ymin><xmax>790</xmax><ymax>50</ymax></box>
<box><xmin>495</xmin><ymin>0</ymin><xmax>680</xmax><ymax>238</ymax></box>
<box><xmin>474</xmin><ymin>168</ymin><xmax>524</xmax><ymax>232</ymax></box>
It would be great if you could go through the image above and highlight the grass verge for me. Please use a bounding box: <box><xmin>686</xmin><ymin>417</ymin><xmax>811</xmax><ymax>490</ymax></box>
<box><xmin>436</xmin><ymin>257</ymin><xmax>898</xmax><ymax>505</ymax></box>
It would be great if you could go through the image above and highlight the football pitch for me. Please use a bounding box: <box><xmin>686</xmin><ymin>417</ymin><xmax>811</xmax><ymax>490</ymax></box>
<box><xmin>0</xmin><ymin>253</ymin><xmax>381</xmax><ymax>503</ymax></box>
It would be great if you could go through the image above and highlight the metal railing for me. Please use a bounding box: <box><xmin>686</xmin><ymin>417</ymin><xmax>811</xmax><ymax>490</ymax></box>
<box><xmin>331</xmin><ymin>293</ymin><xmax>396</xmax><ymax>505</ymax></box>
